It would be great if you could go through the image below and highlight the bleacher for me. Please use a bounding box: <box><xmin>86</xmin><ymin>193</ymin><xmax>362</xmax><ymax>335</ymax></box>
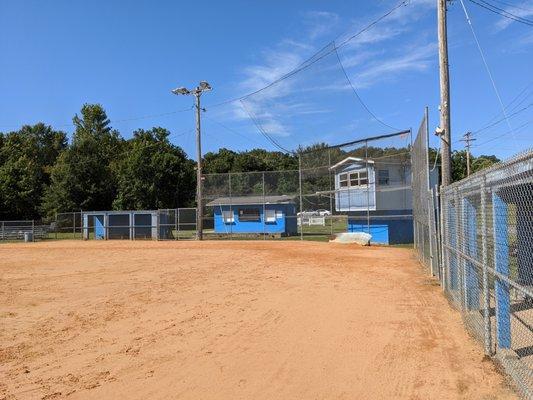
<box><xmin>0</xmin><ymin>221</ymin><xmax>50</xmax><ymax>241</ymax></box>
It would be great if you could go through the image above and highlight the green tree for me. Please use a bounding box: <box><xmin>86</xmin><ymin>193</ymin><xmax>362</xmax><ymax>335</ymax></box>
<box><xmin>472</xmin><ymin>154</ymin><xmax>500</xmax><ymax>173</ymax></box>
<box><xmin>112</xmin><ymin>127</ymin><xmax>195</xmax><ymax>210</ymax></box>
<box><xmin>451</xmin><ymin>150</ymin><xmax>501</xmax><ymax>182</ymax></box>
<box><xmin>0</xmin><ymin>124</ymin><xmax>67</xmax><ymax>219</ymax></box>
<box><xmin>41</xmin><ymin>104</ymin><xmax>122</xmax><ymax>217</ymax></box>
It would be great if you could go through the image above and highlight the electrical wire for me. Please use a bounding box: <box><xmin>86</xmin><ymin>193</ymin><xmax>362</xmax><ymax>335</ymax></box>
<box><xmin>473</xmin><ymin>118</ymin><xmax>533</xmax><ymax>147</ymax></box>
<box><xmin>472</xmin><ymin>102</ymin><xmax>533</xmax><ymax>134</ymax></box>
<box><xmin>203</xmin><ymin>114</ymin><xmax>265</xmax><ymax>147</ymax></box>
<box><xmin>239</xmin><ymin>100</ymin><xmax>293</xmax><ymax>153</ymax></box>
<box><xmin>205</xmin><ymin>0</ymin><xmax>409</xmax><ymax>109</ymax></box>
<box><xmin>334</xmin><ymin>48</ymin><xmax>400</xmax><ymax>131</ymax></box>
<box><xmin>467</xmin><ymin>0</ymin><xmax>533</xmax><ymax>26</ymax></box>
<box><xmin>488</xmin><ymin>0</ymin><xmax>533</xmax><ymax>13</ymax></box>
<box><xmin>459</xmin><ymin>0</ymin><xmax>515</xmax><ymax>145</ymax></box>
<box><xmin>476</xmin><ymin>0</ymin><xmax>533</xmax><ymax>23</ymax></box>
<box><xmin>477</xmin><ymin>82</ymin><xmax>532</xmax><ymax>128</ymax></box>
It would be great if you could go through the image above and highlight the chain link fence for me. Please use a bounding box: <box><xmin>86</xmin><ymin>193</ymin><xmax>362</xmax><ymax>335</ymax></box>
<box><xmin>439</xmin><ymin>149</ymin><xmax>533</xmax><ymax>398</ymax></box>
<box><xmin>50</xmin><ymin>209</ymin><xmax>197</xmax><ymax>241</ymax></box>
<box><xmin>411</xmin><ymin>107</ymin><xmax>532</xmax><ymax>397</ymax></box>
<box><xmin>412</xmin><ymin>109</ymin><xmax>440</xmax><ymax>277</ymax></box>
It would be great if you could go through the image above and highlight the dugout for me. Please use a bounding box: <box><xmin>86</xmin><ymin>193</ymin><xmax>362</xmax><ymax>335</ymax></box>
<box><xmin>82</xmin><ymin>210</ymin><xmax>158</xmax><ymax>240</ymax></box>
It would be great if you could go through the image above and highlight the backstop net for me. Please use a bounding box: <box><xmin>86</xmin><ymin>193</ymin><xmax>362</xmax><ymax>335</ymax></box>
<box><xmin>201</xmin><ymin>130</ymin><xmax>413</xmax><ymax>243</ymax></box>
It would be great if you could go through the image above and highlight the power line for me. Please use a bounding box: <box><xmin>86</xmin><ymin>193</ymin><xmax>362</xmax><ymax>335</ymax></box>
<box><xmin>467</xmin><ymin>0</ymin><xmax>533</xmax><ymax>26</ymax></box>
<box><xmin>334</xmin><ymin>48</ymin><xmax>400</xmax><ymax>131</ymax></box>
<box><xmin>473</xmin><ymin>118</ymin><xmax>533</xmax><ymax>148</ymax></box>
<box><xmin>239</xmin><ymin>100</ymin><xmax>292</xmax><ymax>153</ymax></box>
<box><xmin>476</xmin><ymin>0</ymin><xmax>533</xmax><ymax>23</ymax></box>
<box><xmin>203</xmin><ymin>114</ymin><xmax>265</xmax><ymax>147</ymax></box>
<box><xmin>478</xmin><ymin>81</ymin><xmax>532</xmax><ymax>127</ymax></box>
<box><xmin>459</xmin><ymin>0</ymin><xmax>515</xmax><ymax>145</ymax></box>
<box><xmin>204</xmin><ymin>0</ymin><xmax>410</xmax><ymax>110</ymax></box>
<box><xmin>472</xmin><ymin>102</ymin><xmax>533</xmax><ymax>134</ymax></box>
<box><xmin>488</xmin><ymin>0</ymin><xmax>533</xmax><ymax>13</ymax></box>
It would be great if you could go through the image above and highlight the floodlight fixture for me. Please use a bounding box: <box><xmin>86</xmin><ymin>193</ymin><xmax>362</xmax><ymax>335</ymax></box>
<box><xmin>172</xmin><ymin>87</ymin><xmax>190</xmax><ymax>95</ymax></box>
<box><xmin>198</xmin><ymin>81</ymin><xmax>212</xmax><ymax>92</ymax></box>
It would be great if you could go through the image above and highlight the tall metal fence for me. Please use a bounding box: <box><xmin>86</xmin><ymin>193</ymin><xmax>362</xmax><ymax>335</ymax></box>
<box><xmin>439</xmin><ymin>149</ymin><xmax>533</xmax><ymax>398</ymax></box>
<box><xmin>412</xmin><ymin>110</ymin><xmax>440</xmax><ymax>276</ymax></box>
<box><xmin>411</xmin><ymin>107</ymin><xmax>532</xmax><ymax>397</ymax></box>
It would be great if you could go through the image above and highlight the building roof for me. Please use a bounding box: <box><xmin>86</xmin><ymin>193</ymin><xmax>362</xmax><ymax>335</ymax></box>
<box><xmin>329</xmin><ymin>157</ymin><xmax>374</xmax><ymax>170</ymax></box>
<box><xmin>206</xmin><ymin>195</ymin><xmax>296</xmax><ymax>206</ymax></box>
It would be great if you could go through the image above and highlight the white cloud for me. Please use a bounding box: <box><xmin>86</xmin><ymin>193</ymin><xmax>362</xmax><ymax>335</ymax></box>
<box><xmin>494</xmin><ymin>1</ymin><xmax>533</xmax><ymax>31</ymax></box>
<box><xmin>225</xmin><ymin>1</ymin><xmax>438</xmax><ymax>141</ymax></box>
<box><xmin>351</xmin><ymin>42</ymin><xmax>437</xmax><ymax>89</ymax></box>
<box><xmin>302</xmin><ymin>11</ymin><xmax>340</xmax><ymax>39</ymax></box>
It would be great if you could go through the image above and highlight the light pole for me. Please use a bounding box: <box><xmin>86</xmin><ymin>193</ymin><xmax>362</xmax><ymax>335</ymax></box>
<box><xmin>172</xmin><ymin>81</ymin><xmax>212</xmax><ymax>240</ymax></box>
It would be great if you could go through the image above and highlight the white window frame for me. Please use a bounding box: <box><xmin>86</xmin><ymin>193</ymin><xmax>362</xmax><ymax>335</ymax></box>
<box><xmin>339</xmin><ymin>173</ymin><xmax>349</xmax><ymax>187</ymax></box>
<box><xmin>265</xmin><ymin>209</ymin><xmax>276</xmax><ymax>223</ymax></box>
<box><xmin>222</xmin><ymin>210</ymin><xmax>234</xmax><ymax>224</ymax></box>
<box><xmin>340</xmin><ymin>170</ymin><xmax>369</xmax><ymax>189</ymax></box>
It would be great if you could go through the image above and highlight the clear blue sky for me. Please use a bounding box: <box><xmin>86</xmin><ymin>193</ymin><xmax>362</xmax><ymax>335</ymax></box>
<box><xmin>1</xmin><ymin>0</ymin><xmax>531</xmax><ymax>159</ymax></box>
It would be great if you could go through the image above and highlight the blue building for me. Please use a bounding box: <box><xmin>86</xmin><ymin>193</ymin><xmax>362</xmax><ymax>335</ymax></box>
<box><xmin>331</xmin><ymin>156</ymin><xmax>436</xmax><ymax>245</ymax></box>
<box><xmin>207</xmin><ymin>195</ymin><xmax>297</xmax><ymax>236</ymax></box>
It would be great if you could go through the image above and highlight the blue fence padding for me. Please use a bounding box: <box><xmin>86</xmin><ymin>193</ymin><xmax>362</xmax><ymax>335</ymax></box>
<box><xmin>348</xmin><ymin>223</ymin><xmax>389</xmax><ymax>244</ymax></box>
<box><xmin>463</xmin><ymin>198</ymin><xmax>480</xmax><ymax>310</ymax></box>
<box><xmin>448</xmin><ymin>202</ymin><xmax>458</xmax><ymax>290</ymax></box>
<box><xmin>347</xmin><ymin>217</ymin><xmax>413</xmax><ymax>244</ymax></box>
<box><xmin>516</xmin><ymin>203</ymin><xmax>533</xmax><ymax>286</ymax></box>
<box><xmin>493</xmin><ymin>192</ymin><xmax>511</xmax><ymax>349</ymax></box>
<box><xmin>95</xmin><ymin>215</ymin><xmax>105</xmax><ymax>240</ymax></box>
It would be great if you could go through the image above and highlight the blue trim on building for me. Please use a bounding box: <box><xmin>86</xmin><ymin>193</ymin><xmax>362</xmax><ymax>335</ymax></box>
<box><xmin>213</xmin><ymin>203</ymin><xmax>297</xmax><ymax>235</ymax></box>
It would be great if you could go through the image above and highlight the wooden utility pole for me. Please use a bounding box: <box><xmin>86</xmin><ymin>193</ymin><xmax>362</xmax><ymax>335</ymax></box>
<box><xmin>194</xmin><ymin>93</ymin><xmax>204</xmax><ymax>240</ymax></box>
<box><xmin>438</xmin><ymin>0</ymin><xmax>452</xmax><ymax>186</ymax></box>
<box><xmin>172</xmin><ymin>81</ymin><xmax>211</xmax><ymax>240</ymax></box>
<box><xmin>460</xmin><ymin>131</ymin><xmax>476</xmax><ymax>177</ymax></box>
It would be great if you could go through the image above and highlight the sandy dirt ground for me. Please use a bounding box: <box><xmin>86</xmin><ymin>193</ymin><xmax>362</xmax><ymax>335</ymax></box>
<box><xmin>0</xmin><ymin>240</ymin><xmax>516</xmax><ymax>400</ymax></box>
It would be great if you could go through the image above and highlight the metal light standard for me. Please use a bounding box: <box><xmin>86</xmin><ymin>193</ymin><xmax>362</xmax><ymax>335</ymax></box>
<box><xmin>172</xmin><ymin>81</ymin><xmax>212</xmax><ymax>240</ymax></box>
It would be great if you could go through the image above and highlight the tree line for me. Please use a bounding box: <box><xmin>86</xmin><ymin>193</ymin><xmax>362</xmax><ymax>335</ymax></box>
<box><xmin>0</xmin><ymin>103</ymin><xmax>500</xmax><ymax>221</ymax></box>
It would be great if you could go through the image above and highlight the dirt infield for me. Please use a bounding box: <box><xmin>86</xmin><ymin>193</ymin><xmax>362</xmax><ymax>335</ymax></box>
<box><xmin>0</xmin><ymin>241</ymin><xmax>516</xmax><ymax>399</ymax></box>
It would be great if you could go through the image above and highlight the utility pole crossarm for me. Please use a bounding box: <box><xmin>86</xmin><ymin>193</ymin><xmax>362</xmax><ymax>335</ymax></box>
<box><xmin>460</xmin><ymin>131</ymin><xmax>476</xmax><ymax>177</ymax></box>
